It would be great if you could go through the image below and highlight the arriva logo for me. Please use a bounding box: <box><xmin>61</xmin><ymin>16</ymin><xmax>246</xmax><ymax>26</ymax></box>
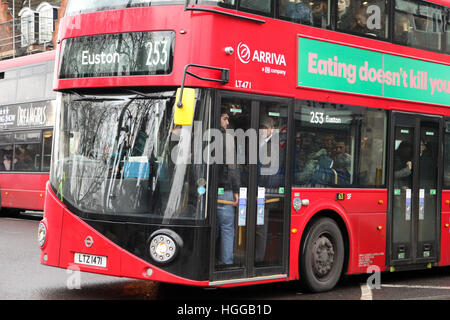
<box><xmin>237</xmin><ymin>42</ymin><xmax>286</xmax><ymax>67</ymax></box>
<box><xmin>237</xmin><ymin>42</ymin><xmax>251</xmax><ymax>64</ymax></box>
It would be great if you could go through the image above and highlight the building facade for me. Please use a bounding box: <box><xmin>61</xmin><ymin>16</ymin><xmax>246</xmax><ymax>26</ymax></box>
<box><xmin>0</xmin><ymin>0</ymin><xmax>67</xmax><ymax>59</ymax></box>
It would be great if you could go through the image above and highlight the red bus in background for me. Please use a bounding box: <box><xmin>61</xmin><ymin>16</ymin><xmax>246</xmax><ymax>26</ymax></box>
<box><xmin>0</xmin><ymin>51</ymin><xmax>55</xmax><ymax>215</ymax></box>
<box><xmin>40</xmin><ymin>0</ymin><xmax>450</xmax><ymax>292</ymax></box>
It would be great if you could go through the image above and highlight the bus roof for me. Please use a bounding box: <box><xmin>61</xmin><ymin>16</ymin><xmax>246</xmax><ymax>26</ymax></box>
<box><xmin>427</xmin><ymin>0</ymin><xmax>450</xmax><ymax>6</ymax></box>
<box><xmin>0</xmin><ymin>51</ymin><xmax>55</xmax><ymax>71</ymax></box>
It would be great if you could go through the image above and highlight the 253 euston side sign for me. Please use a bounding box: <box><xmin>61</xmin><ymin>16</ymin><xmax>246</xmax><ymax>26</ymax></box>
<box><xmin>58</xmin><ymin>31</ymin><xmax>175</xmax><ymax>79</ymax></box>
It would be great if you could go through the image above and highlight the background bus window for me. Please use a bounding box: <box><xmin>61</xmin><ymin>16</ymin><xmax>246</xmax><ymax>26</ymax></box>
<box><xmin>293</xmin><ymin>101</ymin><xmax>386</xmax><ymax>188</ymax></box>
<box><xmin>444</xmin><ymin>121</ymin><xmax>450</xmax><ymax>188</ymax></box>
<box><xmin>42</xmin><ymin>130</ymin><xmax>53</xmax><ymax>171</ymax></box>
<box><xmin>337</xmin><ymin>0</ymin><xmax>388</xmax><ymax>39</ymax></box>
<box><xmin>394</xmin><ymin>0</ymin><xmax>443</xmax><ymax>52</ymax></box>
<box><xmin>0</xmin><ymin>133</ymin><xmax>13</xmax><ymax>171</ymax></box>
<box><xmin>278</xmin><ymin>0</ymin><xmax>330</xmax><ymax>28</ymax></box>
<box><xmin>13</xmin><ymin>131</ymin><xmax>41</xmax><ymax>172</ymax></box>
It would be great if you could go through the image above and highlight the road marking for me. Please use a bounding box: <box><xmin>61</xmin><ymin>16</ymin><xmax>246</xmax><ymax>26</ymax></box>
<box><xmin>382</xmin><ymin>284</ymin><xmax>450</xmax><ymax>290</ymax></box>
<box><xmin>360</xmin><ymin>283</ymin><xmax>373</xmax><ymax>300</ymax></box>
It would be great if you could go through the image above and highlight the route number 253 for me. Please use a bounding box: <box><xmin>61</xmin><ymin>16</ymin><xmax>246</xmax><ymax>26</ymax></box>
<box><xmin>310</xmin><ymin>112</ymin><xmax>324</xmax><ymax>124</ymax></box>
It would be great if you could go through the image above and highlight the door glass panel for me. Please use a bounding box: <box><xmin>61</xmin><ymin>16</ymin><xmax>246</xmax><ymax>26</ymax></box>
<box><xmin>417</xmin><ymin>123</ymin><xmax>438</xmax><ymax>258</ymax></box>
<box><xmin>255</xmin><ymin>101</ymin><xmax>287</xmax><ymax>268</ymax></box>
<box><xmin>444</xmin><ymin>120</ymin><xmax>450</xmax><ymax>188</ymax></box>
<box><xmin>215</xmin><ymin>98</ymin><xmax>252</xmax><ymax>270</ymax></box>
<box><xmin>392</xmin><ymin>125</ymin><xmax>414</xmax><ymax>260</ymax></box>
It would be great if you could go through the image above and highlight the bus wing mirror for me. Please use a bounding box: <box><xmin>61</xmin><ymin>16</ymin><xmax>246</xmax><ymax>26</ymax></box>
<box><xmin>174</xmin><ymin>87</ymin><xmax>196</xmax><ymax>126</ymax></box>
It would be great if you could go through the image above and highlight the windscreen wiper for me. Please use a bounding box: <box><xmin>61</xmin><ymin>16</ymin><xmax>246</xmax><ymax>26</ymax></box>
<box><xmin>123</xmin><ymin>89</ymin><xmax>176</xmax><ymax>100</ymax></box>
<box><xmin>73</xmin><ymin>97</ymin><xmax>125</xmax><ymax>102</ymax></box>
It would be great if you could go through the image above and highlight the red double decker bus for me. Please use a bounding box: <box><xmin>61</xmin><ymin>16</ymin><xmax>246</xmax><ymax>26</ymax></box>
<box><xmin>0</xmin><ymin>51</ymin><xmax>55</xmax><ymax>215</ymax></box>
<box><xmin>40</xmin><ymin>0</ymin><xmax>450</xmax><ymax>292</ymax></box>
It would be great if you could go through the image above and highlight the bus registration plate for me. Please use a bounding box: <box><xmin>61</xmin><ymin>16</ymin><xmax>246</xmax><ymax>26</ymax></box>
<box><xmin>74</xmin><ymin>253</ymin><xmax>107</xmax><ymax>268</ymax></box>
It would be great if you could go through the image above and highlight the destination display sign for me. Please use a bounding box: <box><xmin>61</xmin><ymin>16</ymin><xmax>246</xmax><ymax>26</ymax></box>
<box><xmin>0</xmin><ymin>100</ymin><xmax>55</xmax><ymax>130</ymax></box>
<box><xmin>58</xmin><ymin>31</ymin><xmax>175</xmax><ymax>79</ymax></box>
<box><xmin>298</xmin><ymin>37</ymin><xmax>450</xmax><ymax>106</ymax></box>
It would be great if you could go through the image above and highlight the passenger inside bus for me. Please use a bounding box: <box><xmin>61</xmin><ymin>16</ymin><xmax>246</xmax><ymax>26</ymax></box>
<box><xmin>216</xmin><ymin>106</ymin><xmax>240</xmax><ymax>266</ymax></box>
<box><xmin>345</xmin><ymin>1</ymin><xmax>385</xmax><ymax>38</ymax></box>
<box><xmin>394</xmin><ymin>141</ymin><xmax>413</xmax><ymax>187</ymax></box>
<box><xmin>337</xmin><ymin>0</ymin><xmax>352</xmax><ymax>29</ymax></box>
<box><xmin>294</xmin><ymin>132</ymin><xmax>316</xmax><ymax>185</ymax></box>
<box><xmin>2</xmin><ymin>154</ymin><xmax>11</xmax><ymax>171</ymax></box>
<box><xmin>394</xmin><ymin>13</ymin><xmax>414</xmax><ymax>45</ymax></box>
<box><xmin>353</xmin><ymin>6</ymin><xmax>373</xmax><ymax>35</ymax></box>
<box><xmin>310</xmin><ymin>0</ymin><xmax>328</xmax><ymax>28</ymax></box>
<box><xmin>333</xmin><ymin>140</ymin><xmax>352</xmax><ymax>185</ymax></box>
<box><xmin>419</xmin><ymin>140</ymin><xmax>435</xmax><ymax>187</ymax></box>
<box><xmin>13</xmin><ymin>146</ymin><xmax>33</xmax><ymax>171</ymax></box>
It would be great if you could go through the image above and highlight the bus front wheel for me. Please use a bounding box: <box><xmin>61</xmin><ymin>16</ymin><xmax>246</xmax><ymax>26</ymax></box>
<box><xmin>299</xmin><ymin>217</ymin><xmax>345</xmax><ymax>293</ymax></box>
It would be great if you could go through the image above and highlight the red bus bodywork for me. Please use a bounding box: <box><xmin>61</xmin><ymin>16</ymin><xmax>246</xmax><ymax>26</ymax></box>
<box><xmin>0</xmin><ymin>51</ymin><xmax>55</xmax><ymax>212</ymax></box>
<box><xmin>41</xmin><ymin>4</ymin><xmax>450</xmax><ymax>287</ymax></box>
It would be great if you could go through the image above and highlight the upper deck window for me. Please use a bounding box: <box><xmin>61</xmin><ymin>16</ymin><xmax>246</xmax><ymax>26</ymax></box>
<box><xmin>394</xmin><ymin>0</ymin><xmax>444</xmax><ymax>51</ymax></box>
<box><xmin>446</xmin><ymin>11</ymin><xmax>450</xmax><ymax>53</ymax></box>
<box><xmin>445</xmin><ymin>120</ymin><xmax>450</xmax><ymax>188</ymax></box>
<box><xmin>336</xmin><ymin>0</ymin><xmax>388</xmax><ymax>39</ymax></box>
<box><xmin>240</xmin><ymin>0</ymin><xmax>272</xmax><ymax>15</ymax></box>
<box><xmin>65</xmin><ymin>0</ymin><xmax>184</xmax><ymax>16</ymax></box>
<box><xmin>279</xmin><ymin>0</ymin><xmax>330</xmax><ymax>28</ymax></box>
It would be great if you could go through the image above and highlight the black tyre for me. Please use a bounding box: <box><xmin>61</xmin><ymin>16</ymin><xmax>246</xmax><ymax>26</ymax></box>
<box><xmin>299</xmin><ymin>217</ymin><xmax>345</xmax><ymax>293</ymax></box>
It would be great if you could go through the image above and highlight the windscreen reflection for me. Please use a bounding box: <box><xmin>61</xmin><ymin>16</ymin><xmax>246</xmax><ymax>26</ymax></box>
<box><xmin>50</xmin><ymin>91</ymin><xmax>209</xmax><ymax>222</ymax></box>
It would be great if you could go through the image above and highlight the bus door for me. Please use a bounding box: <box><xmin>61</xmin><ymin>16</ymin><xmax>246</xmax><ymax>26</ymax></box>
<box><xmin>210</xmin><ymin>92</ymin><xmax>291</xmax><ymax>284</ymax></box>
<box><xmin>389</xmin><ymin>112</ymin><xmax>442</xmax><ymax>267</ymax></box>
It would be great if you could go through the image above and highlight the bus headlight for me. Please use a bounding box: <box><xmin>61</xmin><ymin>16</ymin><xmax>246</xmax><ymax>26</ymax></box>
<box><xmin>148</xmin><ymin>229</ymin><xmax>182</xmax><ymax>264</ymax></box>
<box><xmin>38</xmin><ymin>222</ymin><xmax>47</xmax><ymax>247</ymax></box>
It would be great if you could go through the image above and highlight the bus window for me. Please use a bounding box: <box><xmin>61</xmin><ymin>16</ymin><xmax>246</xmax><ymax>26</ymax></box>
<box><xmin>446</xmin><ymin>15</ymin><xmax>450</xmax><ymax>54</ymax></box>
<box><xmin>13</xmin><ymin>144</ymin><xmax>41</xmax><ymax>171</ymax></box>
<box><xmin>0</xmin><ymin>140</ymin><xmax>13</xmax><ymax>171</ymax></box>
<box><xmin>13</xmin><ymin>131</ymin><xmax>42</xmax><ymax>171</ymax></box>
<box><xmin>310</xmin><ymin>0</ymin><xmax>329</xmax><ymax>28</ymax></box>
<box><xmin>279</xmin><ymin>0</ymin><xmax>312</xmax><ymax>25</ymax></box>
<box><xmin>444</xmin><ymin>120</ymin><xmax>450</xmax><ymax>188</ymax></box>
<box><xmin>0</xmin><ymin>133</ymin><xmax>12</xmax><ymax>145</ymax></box>
<box><xmin>358</xmin><ymin>110</ymin><xmax>387</xmax><ymax>187</ymax></box>
<box><xmin>394</xmin><ymin>12</ymin><xmax>414</xmax><ymax>46</ymax></box>
<box><xmin>338</xmin><ymin>0</ymin><xmax>387</xmax><ymax>39</ymax></box>
<box><xmin>394</xmin><ymin>0</ymin><xmax>443</xmax><ymax>52</ymax></box>
<box><xmin>42</xmin><ymin>130</ymin><xmax>53</xmax><ymax>171</ymax></box>
<box><xmin>0</xmin><ymin>77</ymin><xmax>17</xmax><ymax>105</ymax></box>
<box><xmin>293</xmin><ymin>101</ymin><xmax>387</xmax><ymax>188</ymax></box>
<box><xmin>278</xmin><ymin>0</ymin><xmax>330</xmax><ymax>28</ymax></box>
<box><xmin>240</xmin><ymin>0</ymin><xmax>271</xmax><ymax>15</ymax></box>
